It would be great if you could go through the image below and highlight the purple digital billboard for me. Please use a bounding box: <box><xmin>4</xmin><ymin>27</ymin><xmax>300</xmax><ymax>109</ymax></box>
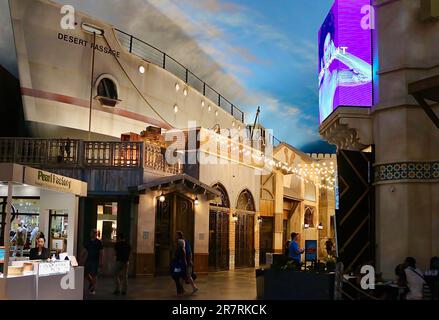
<box><xmin>318</xmin><ymin>0</ymin><xmax>373</xmax><ymax>123</ymax></box>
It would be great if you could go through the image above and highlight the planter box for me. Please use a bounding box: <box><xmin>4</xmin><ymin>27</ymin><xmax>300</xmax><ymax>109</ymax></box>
<box><xmin>256</xmin><ymin>268</ymin><xmax>335</xmax><ymax>300</ymax></box>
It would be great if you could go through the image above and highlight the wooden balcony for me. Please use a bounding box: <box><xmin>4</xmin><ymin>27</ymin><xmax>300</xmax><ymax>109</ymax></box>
<box><xmin>0</xmin><ymin>138</ymin><xmax>182</xmax><ymax>174</ymax></box>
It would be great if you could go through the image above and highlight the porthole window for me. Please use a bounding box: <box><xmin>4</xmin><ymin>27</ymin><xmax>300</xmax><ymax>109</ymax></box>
<box><xmin>95</xmin><ymin>75</ymin><xmax>120</xmax><ymax>107</ymax></box>
<box><xmin>97</xmin><ymin>78</ymin><xmax>118</xmax><ymax>100</ymax></box>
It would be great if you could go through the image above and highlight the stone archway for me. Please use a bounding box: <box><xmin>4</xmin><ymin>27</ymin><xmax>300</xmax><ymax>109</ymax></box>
<box><xmin>235</xmin><ymin>189</ymin><xmax>256</xmax><ymax>268</ymax></box>
<box><xmin>209</xmin><ymin>183</ymin><xmax>230</xmax><ymax>271</ymax></box>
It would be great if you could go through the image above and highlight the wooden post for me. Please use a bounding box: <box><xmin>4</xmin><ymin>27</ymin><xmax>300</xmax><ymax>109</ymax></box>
<box><xmin>1</xmin><ymin>182</ymin><xmax>13</xmax><ymax>298</ymax></box>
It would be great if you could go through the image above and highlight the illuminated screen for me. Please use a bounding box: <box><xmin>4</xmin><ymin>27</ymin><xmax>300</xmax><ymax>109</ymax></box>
<box><xmin>318</xmin><ymin>0</ymin><xmax>373</xmax><ymax>123</ymax></box>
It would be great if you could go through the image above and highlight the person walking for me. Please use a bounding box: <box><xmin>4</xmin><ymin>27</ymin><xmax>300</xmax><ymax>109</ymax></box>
<box><xmin>325</xmin><ymin>238</ymin><xmax>334</xmax><ymax>257</ymax></box>
<box><xmin>176</xmin><ymin>231</ymin><xmax>198</xmax><ymax>294</ymax></box>
<box><xmin>289</xmin><ymin>232</ymin><xmax>304</xmax><ymax>270</ymax></box>
<box><xmin>81</xmin><ymin>229</ymin><xmax>103</xmax><ymax>295</ymax></box>
<box><xmin>113</xmin><ymin>233</ymin><xmax>131</xmax><ymax>296</ymax></box>
<box><xmin>170</xmin><ymin>238</ymin><xmax>187</xmax><ymax>296</ymax></box>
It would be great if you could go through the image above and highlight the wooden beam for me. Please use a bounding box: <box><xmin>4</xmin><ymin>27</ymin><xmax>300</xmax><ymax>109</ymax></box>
<box><xmin>413</xmin><ymin>93</ymin><xmax>439</xmax><ymax>129</ymax></box>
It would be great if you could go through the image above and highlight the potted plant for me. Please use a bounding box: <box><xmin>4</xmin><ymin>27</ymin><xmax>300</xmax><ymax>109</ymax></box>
<box><xmin>325</xmin><ymin>257</ymin><xmax>337</xmax><ymax>272</ymax></box>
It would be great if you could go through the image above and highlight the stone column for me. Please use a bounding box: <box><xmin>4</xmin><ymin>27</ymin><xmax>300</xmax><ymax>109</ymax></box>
<box><xmin>135</xmin><ymin>192</ymin><xmax>156</xmax><ymax>275</ymax></box>
<box><xmin>254</xmin><ymin>211</ymin><xmax>260</xmax><ymax>268</ymax></box>
<box><xmin>273</xmin><ymin>171</ymin><xmax>284</xmax><ymax>253</ymax></box>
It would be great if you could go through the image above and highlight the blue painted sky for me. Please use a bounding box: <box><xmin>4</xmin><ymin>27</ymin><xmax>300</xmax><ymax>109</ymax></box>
<box><xmin>157</xmin><ymin>0</ymin><xmax>336</xmax><ymax>152</ymax></box>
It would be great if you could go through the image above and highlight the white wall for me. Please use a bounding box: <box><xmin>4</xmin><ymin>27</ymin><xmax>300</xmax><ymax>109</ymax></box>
<box><xmin>199</xmin><ymin>160</ymin><xmax>261</xmax><ymax>212</ymax></box>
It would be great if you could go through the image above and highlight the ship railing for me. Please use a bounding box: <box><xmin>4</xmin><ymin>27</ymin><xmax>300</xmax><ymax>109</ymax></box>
<box><xmin>115</xmin><ymin>29</ymin><xmax>245</xmax><ymax>123</ymax></box>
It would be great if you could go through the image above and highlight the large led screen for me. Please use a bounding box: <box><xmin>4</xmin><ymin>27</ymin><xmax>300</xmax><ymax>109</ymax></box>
<box><xmin>318</xmin><ymin>0</ymin><xmax>373</xmax><ymax>123</ymax></box>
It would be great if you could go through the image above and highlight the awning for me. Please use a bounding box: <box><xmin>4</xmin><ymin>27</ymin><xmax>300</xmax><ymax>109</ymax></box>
<box><xmin>408</xmin><ymin>75</ymin><xmax>439</xmax><ymax>129</ymax></box>
<box><xmin>130</xmin><ymin>174</ymin><xmax>221</xmax><ymax>200</ymax></box>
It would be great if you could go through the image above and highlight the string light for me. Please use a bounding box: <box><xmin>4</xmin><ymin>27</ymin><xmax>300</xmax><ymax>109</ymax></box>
<box><xmin>201</xmin><ymin>128</ymin><xmax>337</xmax><ymax>190</ymax></box>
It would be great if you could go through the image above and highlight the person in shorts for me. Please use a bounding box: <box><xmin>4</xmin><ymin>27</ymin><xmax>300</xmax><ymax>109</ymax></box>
<box><xmin>81</xmin><ymin>229</ymin><xmax>103</xmax><ymax>295</ymax></box>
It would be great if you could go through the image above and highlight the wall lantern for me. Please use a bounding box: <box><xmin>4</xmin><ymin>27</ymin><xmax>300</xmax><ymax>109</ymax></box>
<box><xmin>194</xmin><ymin>196</ymin><xmax>199</xmax><ymax>206</ymax></box>
<box><xmin>304</xmin><ymin>223</ymin><xmax>310</xmax><ymax>229</ymax></box>
<box><xmin>159</xmin><ymin>191</ymin><xmax>165</xmax><ymax>203</ymax></box>
<box><xmin>139</xmin><ymin>66</ymin><xmax>145</xmax><ymax>74</ymax></box>
<box><xmin>232</xmin><ymin>214</ymin><xmax>238</xmax><ymax>223</ymax></box>
<box><xmin>318</xmin><ymin>223</ymin><xmax>324</xmax><ymax>230</ymax></box>
<box><xmin>257</xmin><ymin>217</ymin><xmax>263</xmax><ymax>224</ymax></box>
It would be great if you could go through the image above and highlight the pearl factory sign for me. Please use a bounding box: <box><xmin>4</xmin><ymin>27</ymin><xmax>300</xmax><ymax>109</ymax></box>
<box><xmin>23</xmin><ymin>166</ymin><xmax>87</xmax><ymax>197</ymax></box>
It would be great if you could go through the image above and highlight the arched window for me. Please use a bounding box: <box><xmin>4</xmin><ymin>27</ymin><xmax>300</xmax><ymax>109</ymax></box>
<box><xmin>211</xmin><ymin>183</ymin><xmax>230</xmax><ymax>208</ymax></box>
<box><xmin>236</xmin><ymin>189</ymin><xmax>255</xmax><ymax>212</ymax></box>
<box><xmin>304</xmin><ymin>206</ymin><xmax>315</xmax><ymax>227</ymax></box>
<box><xmin>97</xmin><ymin>77</ymin><xmax>118</xmax><ymax>100</ymax></box>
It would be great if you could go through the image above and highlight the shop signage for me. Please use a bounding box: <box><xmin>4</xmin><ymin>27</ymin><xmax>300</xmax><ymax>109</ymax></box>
<box><xmin>24</xmin><ymin>167</ymin><xmax>87</xmax><ymax>196</ymax></box>
<box><xmin>57</xmin><ymin>32</ymin><xmax>121</xmax><ymax>58</ymax></box>
<box><xmin>38</xmin><ymin>260</ymin><xmax>71</xmax><ymax>277</ymax></box>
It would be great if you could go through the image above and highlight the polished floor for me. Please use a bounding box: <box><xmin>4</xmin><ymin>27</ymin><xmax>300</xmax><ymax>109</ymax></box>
<box><xmin>84</xmin><ymin>268</ymin><xmax>257</xmax><ymax>300</ymax></box>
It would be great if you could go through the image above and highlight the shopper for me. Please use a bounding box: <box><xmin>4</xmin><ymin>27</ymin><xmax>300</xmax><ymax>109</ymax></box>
<box><xmin>170</xmin><ymin>238</ymin><xmax>187</xmax><ymax>295</ymax></box>
<box><xmin>403</xmin><ymin>257</ymin><xmax>426</xmax><ymax>300</ymax></box>
<box><xmin>325</xmin><ymin>238</ymin><xmax>334</xmax><ymax>257</ymax></box>
<box><xmin>81</xmin><ymin>229</ymin><xmax>103</xmax><ymax>295</ymax></box>
<box><xmin>114</xmin><ymin>233</ymin><xmax>131</xmax><ymax>295</ymax></box>
<box><xmin>176</xmin><ymin>231</ymin><xmax>198</xmax><ymax>294</ymax></box>
<box><xmin>289</xmin><ymin>232</ymin><xmax>304</xmax><ymax>269</ymax></box>
<box><xmin>29</xmin><ymin>237</ymin><xmax>50</xmax><ymax>260</ymax></box>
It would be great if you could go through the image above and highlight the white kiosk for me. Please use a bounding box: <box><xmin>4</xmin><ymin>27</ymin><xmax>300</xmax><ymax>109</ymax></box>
<box><xmin>0</xmin><ymin>163</ymin><xmax>87</xmax><ymax>300</ymax></box>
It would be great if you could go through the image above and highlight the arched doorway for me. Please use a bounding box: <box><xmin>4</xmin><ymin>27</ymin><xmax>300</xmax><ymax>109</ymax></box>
<box><xmin>154</xmin><ymin>193</ymin><xmax>194</xmax><ymax>275</ymax></box>
<box><xmin>259</xmin><ymin>189</ymin><xmax>274</xmax><ymax>265</ymax></box>
<box><xmin>235</xmin><ymin>189</ymin><xmax>255</xmax><ymax>268</ymax></box>
<box><xmin>209</xmin><ymin>183</ymin><xmax>230</xmax><ymax>271</ymax></box>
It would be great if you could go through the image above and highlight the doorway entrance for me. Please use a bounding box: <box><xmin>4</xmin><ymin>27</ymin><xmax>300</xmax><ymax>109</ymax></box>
<box><xmin>208</xmin><ymin>183</ymin><xmax>230</xmax><ymax>271</ymax></box>
<box><xmin>235</xmin><ymin>212</ymin><xmax>255</xmax><ymax>268</ymax></box>
<box><xmin>154</xmin><ymin>193</ymin><xmax>194</xmax><ymax>275</ymax></box>
<box><xmin>259</xmin><ymin>217</ymin><xmax>273</xmax><ymax>265</ymax></box>
<box><xmin>234</xmin><ymin>189</ymin><xmax>256</xmax><ymax>268</ymax></box>
<box><xmin>208</xmin><ymin>210</ymin><xmax>229</xmax><ymax>271</ymax></box>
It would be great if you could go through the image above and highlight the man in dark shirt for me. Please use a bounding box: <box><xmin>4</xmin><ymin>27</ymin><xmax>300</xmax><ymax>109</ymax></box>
<box><xmin>114</xmin><ymin>233</ymin><xmax>131</xmax><ymax>295</ymax></box>
<box><xmin>325</xmin><ymin>238</ymin><xmax>334</xmax><ymax>257</ymax></box>
<box><xmin>81</xmin><ymin>229</ymin><xmax>103</xmax><ymax>295</ymax></box>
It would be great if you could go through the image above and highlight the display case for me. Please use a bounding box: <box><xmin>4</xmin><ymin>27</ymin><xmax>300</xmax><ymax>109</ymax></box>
<box><xmin>0</xmin><ymin>258</ymin><xmax>84</xmax><ymax>300</ymax></box>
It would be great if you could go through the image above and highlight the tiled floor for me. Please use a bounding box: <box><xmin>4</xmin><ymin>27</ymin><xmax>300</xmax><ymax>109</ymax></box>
<box><xmin>85</xmin><ymin>268</ymin><xmax>257</xmax><ymax>300</ymax></box>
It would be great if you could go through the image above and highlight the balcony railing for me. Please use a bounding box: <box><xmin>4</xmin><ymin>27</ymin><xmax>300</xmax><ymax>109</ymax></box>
<box><xmin>144</xmin><ymin>143</ymin><xmax>182</xmax><ymax>175</ymax></box>
<box><xmin>115</xmin><ymin>29</ymin><xmax>245</xmax><ymax>123</ymax></box>
<box><xmin>0</xmin><ymin>138</ymin><xmax>182</xmax><ymax>174</ymax></box>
